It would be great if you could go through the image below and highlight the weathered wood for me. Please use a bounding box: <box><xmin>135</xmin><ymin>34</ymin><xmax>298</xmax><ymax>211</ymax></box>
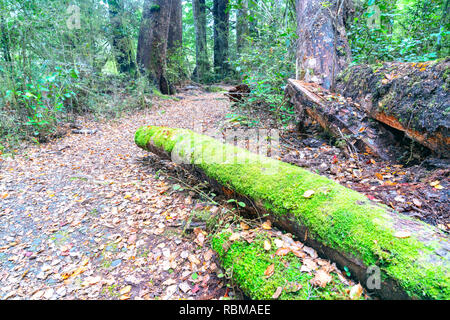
<box><xmin>135</xmin><ymin>125</ymin><xmax>450</xmax><ymax>300</ymax></box>
<box><xmin>285</xmin><ymin>79</ymin><xmax>400</xmax><ymax>161</ymax></box>
<box><xmin>335</xmin><ymin>59</ymin><xmax>450</xmax><ymax>157</ymax></box>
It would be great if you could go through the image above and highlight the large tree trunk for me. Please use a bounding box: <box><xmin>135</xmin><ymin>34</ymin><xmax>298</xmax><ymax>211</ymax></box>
<box><xmin>213</xmin><ymin>0</ymin><xmax>230</xmax><ymax>77</ymax></box>
<box><xmin>192</xmin><ymin>0</ymin><xmax>210</xmax><ymax>82</ymax></box>
<box><xmin>107</xmin><ymin>0</ymin><xmax>136</xmax><ymax>74</ymax></box>
<box><xmin>137</xmin><ymin>0</ymin><xmax>174</xmax><ymax>94</ymax></box>
<box><xmin>236</xmin><ymin>0</ymin><xmax>249</xmax><ymax>54</ymax></box>
<box><xmin>295</xmin><ymin>0</ymin><xmax>351</xmax><ymax>90</ymax></box>
<box><xmin>167</xmin><ymin>0</ymin><xmax>183</xmax><ymax>51</ymax></box>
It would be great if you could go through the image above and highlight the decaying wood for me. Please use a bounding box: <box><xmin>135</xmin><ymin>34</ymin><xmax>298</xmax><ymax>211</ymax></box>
<box><xmin>285</xmin><ymin>79</ymin><xmax>401</xmax><ymax>161</ymax></box>
<box><xmin>335</xmin><ymin>58</ymin><xmax>450</xmax><ymax>157</ymax></box>
<box><xmin>225</xmin><ymin>84</ymin><xmax>251</xmax><ymax>102</ymax></box>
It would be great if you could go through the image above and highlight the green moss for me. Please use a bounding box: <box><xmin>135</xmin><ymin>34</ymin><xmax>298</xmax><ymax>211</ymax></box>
<box><xmin>135</xmin><ymin>126</ymin><xmax>450</xmax><ymax>299</ymax></box>
<box><xmin>211</xmin><ymin>231</ymin><xmax>356</xmax><ymax>300</ymax></box>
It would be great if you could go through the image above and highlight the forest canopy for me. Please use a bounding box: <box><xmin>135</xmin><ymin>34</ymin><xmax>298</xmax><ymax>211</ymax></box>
<box><xmin>0</xmin><ymin>0</ymin><xmax>448</xmax><ymax>148</ymax></box>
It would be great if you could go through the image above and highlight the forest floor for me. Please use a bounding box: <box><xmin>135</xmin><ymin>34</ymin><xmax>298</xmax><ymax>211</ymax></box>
<box><xmin>0</xmin><ymin>84</ymin><xmax>447</xmax><ymax>300</ymax></box>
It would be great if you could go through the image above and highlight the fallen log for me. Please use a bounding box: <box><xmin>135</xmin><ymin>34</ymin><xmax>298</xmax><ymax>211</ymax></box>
<box><xmin>211</xmin><ymin>228</ymin><xmax>365</xmax><ymax>300</ymax></box>
<box><xmin>135</xmin><ymin>125</ymin><xmax>450</xmax><ymax>300</ymax></box>
<box><xmin>285</xmin><ymin>79</ymin><xmax>401</xmax><ymax>161</ymax></box>
<box><xmin>335</xmin><ymin>58</ymin><xmax>450</xmax><ymax>157</ymax></box>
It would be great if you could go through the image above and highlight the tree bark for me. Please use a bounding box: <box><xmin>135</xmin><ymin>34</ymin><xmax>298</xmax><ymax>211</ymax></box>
<box><xmin>236</xmin><ymin>0</ymin><xmax>249</xmax><ymax>54</ymax></box>
<box><xmin>295</xmin><ymin>0</ymin><xmax>351</xmax><ymax>90</ymax></box>
<box><xmin>192</xmin><ymin>0</ymin><xmax>210</xmax><ymax>82</ymax></box>
<box><xmin>213</xmin><ymin>0</ymin><xmax>230</xmax><ymax>77</ymax></box>
<box><xmin>107</xmin><ymin>0</ymin><xmax>136</xmax><ymax>74</ymax></box>
<box><xmin>137</xmin><ymin>0</ymin><xmax>174</xmax><ymax>94</ymax></box>
<box><xmin>167</xmin><ymin>0</ymin><xmax>183</xmax><ymax>51</ymax></box>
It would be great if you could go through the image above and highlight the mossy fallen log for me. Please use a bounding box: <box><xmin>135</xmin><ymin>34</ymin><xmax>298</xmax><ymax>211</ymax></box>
<box><xmin>135</xmin><ymin>125</ymin><xmax>450</xmax><ymax>300</ymax></box>
<box><xmin>211</xmin><ymin>229</ymin><xmax>365</xmax><ymax>300</ymax></box>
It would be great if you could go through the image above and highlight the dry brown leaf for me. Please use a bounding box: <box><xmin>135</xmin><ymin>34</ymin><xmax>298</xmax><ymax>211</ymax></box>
<box><xmin>302</xmin><ymin>190</ymin><xmax>315</xmax><ymax>198</ymax></box>
<box><xmin>120</xmin><ymin>285</ymin><xmax>132</xmax><ymax>295</ymax></box>
<box><xmin>240</xmin><ymin>222</ymin><xmax>249</xmax><ymax>230</ymax></box>
<box><xmin>261</xmin><ymin>220</ymin><xmax>272</xmax><ymax>230</ymax></box>
<box><xmin>229</xmin><ymin>233</ymin><xmax>241</xmax><ymax>242</ymax></box>
<box><xmin>310</xmin><ymin>269</ymin><xmax>332</xmax><ymax>288</ymax></box>
<box><xmin>275</xmin><ymin>248</ymin><xmax>291</xmax><ymax>256</ymax></box>
<box><xmin>301</xmin><ymin>258</ymin><xmax>318</xmax><ymax>272</ymax></box>
<box><xmin>394</xmin><ymin>231</ymin><xmax>411</xmax><ymax>239</ymax></box>
<box><xmin>302</xmin><ymin>246</ymin><xmax>318</xmax><ymax>259</ymax></box>
<box><xmin>263</xmin><ymin>240</ymin><xmax>271</xmax><ymax>251</ymax></box>
<box><xmin>264</xmin><ymin>264</ymin><xmax>275</xmax><ymax>277</ymax></box>
<box><xmin>291</xmin><ymin>249</ymin><xmax>306</xmax><ymax>259</ymax></box>
<box><xmin>349</xmin><ymin>283</ymin><xmax>363</xmax><ymax>300</ymax></box>
<box><xmin>272</xmin><ymin>287</ymin><xmax>283</xmax><ymax>299</ymax></box>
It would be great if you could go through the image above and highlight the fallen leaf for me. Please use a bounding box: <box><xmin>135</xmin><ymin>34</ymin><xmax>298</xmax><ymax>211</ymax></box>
<box><xmin>264</xmin><ymin>264</ymin><xmax>275</xmax><ymax>277</ymax></box>
<box><xmin>275</xmin><ymin>248</ymin><xmax>290</xmax><ymax>256</ymax></box>
<box><xmin>349</xmin><ymin>283</ymin><xmax>363</xmax><ymax>300</ymax></box>
<box><xmin>302</xmin><ymin>190</ymin><xmax>315</xmax><ymax>198</ymax></box>
<box><xmin>229</xmin><ymin>233</ymin><xmax>241</xmax><ymax>242</ymax></box>
<box><xmin>291</xmin><ymin>249</ymin><xmax>306</xmax><ymax>259</ymax></box>
<box><xmin>240</xmin><ymin>222</ymin><xmax>249</xmax><ymax>230</ymax></box>
<box><xmin>272</xmin><ymin>287</ymin><xmax>283</xmax><ymax>299</ymax></box>
<box><xmin>412</xmin><ymin>198</ymin><xmax>422</xmax><ymax>207</ymax></box>
<box><xmin>310</xmin><ymin>269</ymin><xmax>332</xmax><ymax>288</ymax></box>
<box><xmin>301</xmin><ymin>258</ymin><xmax>318</xmax><ymax>272</ymax></box>
<box><xmin>375</xmin><ymin>172</ymin><xmax>384</xmax><ymax>180</ymax></box>
<box><xmin>302</xmin><ymin>246</ymin><xmax>318</xmax><ymax>259</ymax></box>
<box><xmin>120</xmin><ymin>285</ymin><xmax>132</xmax><ymax>295</ymax></box>
<box><xmin>263</xmin><ymin>240</ymin><xmax>271</xmax><ymax>251</ymax></box>
<box><xmin>394</xmin><ymin>231</ymin><xmax>411</xmax><ymax>239</ymax></box>
<box><xmin>261</xmin><ymin>220</ymin><xmax>272</xmax><ymax>230</ymax></box>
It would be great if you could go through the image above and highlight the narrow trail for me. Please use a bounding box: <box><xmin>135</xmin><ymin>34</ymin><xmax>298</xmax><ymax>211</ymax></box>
<box><xmin>0</xmin><ymin>86</ymin><xmax>235</xmax><ymax>300</ymax></box>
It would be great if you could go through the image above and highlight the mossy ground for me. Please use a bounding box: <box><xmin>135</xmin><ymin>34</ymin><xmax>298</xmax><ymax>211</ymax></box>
<box><xmin>135</xmin><ymin>126</ymin><xmax>450</xmax><ymax>299</ymax></box>
<box><xmin>211</xmin><ymin>231</ymin><xmax>358</xmax><ymax>300</ymax></box>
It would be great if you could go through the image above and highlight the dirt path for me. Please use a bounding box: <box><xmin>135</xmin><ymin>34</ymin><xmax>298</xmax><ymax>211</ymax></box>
<box><xmin>1</xmin><ymin>84</ymin><xmax>447</xmax><ymax>300</ymax></box>
<box><xmin>0</xmin><ymin>86</ymin><xmax>235</xmax><ymax>300</ymax></box>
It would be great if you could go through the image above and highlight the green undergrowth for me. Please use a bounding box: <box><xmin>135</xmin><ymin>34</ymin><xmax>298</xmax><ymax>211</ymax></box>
<box><xmin>135</xmin><ymin>126</ymin><xmax>450</xmax><ymax>299</ymax></box>
<box><xmin>211</xmin><ymin>231</ymin><xmax>358</xmax><ymax>300</ymax></box>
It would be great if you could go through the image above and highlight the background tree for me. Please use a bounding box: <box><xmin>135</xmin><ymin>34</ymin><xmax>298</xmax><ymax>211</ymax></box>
<box><xmin>168</xmin><ymin>0</ymin><xmax>183</xmax><ymax>51</ymax></box>
<box><xmin>236</xmin><ymin>0</ymin><xmax>249</xmax><ymax>54</ymax></box>
<box><xmin>192</xmin><ymin>0</ymin><xmax>211</xmax><ymax>82</ymax></box>
<box><xmin>213</xmin><ymin>0</ymin><xmax>230</xmax><ymax>77</ymax></box>
<box><xmin>107</xmin><ymin>0</ymin><xmax>136</xmax><ymax>75</ymax></box>
<box><xmin>137</xmin><ymin>0</ymin><xmax>174</xmax><ymax>94</ymax></box>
